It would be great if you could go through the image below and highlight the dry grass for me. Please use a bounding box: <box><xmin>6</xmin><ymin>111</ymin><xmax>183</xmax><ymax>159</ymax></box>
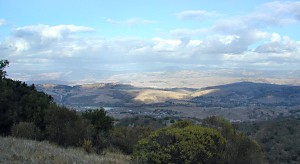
<box><xmin>0</xmin><ymin>137</ymin><xmax>131</xmax><ymax>164</ymax></box>
<box><xmin>133</xmin><ymin>88</ymin><xmax>221</xmax><ymax>104</ymax></box>
<box><xmin>134</xmin><ymin>89</ymin><xmax>189</xmax><ymax>103</ymax></box>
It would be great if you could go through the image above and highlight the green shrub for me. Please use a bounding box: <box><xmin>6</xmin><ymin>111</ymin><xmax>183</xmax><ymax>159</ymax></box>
<box><xmin>11</xmin><ymin>122</ymin><xmax>41</xmax><ymax>140</ymax></box>
<box><xmin>133</xmin><ymin>121</ymin><xmax>226</xmax><ymax>164</ymax></box>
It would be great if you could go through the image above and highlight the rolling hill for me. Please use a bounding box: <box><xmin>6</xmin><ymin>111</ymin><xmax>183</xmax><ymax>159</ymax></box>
<box><xmin>36</xmin><ymin>81</ymin><xmax>300</xmax><ymax>108</ymax></box>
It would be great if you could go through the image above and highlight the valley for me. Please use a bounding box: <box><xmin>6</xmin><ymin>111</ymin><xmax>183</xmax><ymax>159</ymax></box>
<box><xmin>36</xmin><ymin>81</ymin><xmax>300</xmax><ymax>121</ymax></box>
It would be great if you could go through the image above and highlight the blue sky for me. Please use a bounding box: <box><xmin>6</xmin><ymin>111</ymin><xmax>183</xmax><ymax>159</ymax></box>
<box><xmin>0</xmin><ymin>0</ymin><xmax>300</xmax><ymax>83</ymax></box>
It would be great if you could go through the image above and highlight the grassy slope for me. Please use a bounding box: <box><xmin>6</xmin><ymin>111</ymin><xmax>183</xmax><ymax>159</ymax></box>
<box><xmin>0</xmin><ymin>137</ymin><xmax>130</xmax><ymax>164</ymax></box>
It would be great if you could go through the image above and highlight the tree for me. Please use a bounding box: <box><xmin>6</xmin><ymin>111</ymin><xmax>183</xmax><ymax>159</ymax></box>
<box><xmin>81</xmin><ymin>108</ymin><xmax>114</xmax><ymax>152</ymax></box>
<box><xmin>134</xmin><ymin>120</ymin><xmax>226</xmax><ymax>164</ymax></box>
<box><xmin>0</xmin><ymin>59</ymin><xmax>9</xmax><ymax>79</ymax></box>
<box><xmin>110</xmin><ymin>126</ymin><xmax>154</xmax><ymax>154</ymax></box>
<box><xmin>0</xmin><ymin>66</ymin><xmax>52</xmax><ymax>135</ymax></box>
<box><xmin>45</xmin><ymin>105</ymin><xmax>88</xmax><ymax>147</ymax></box>
<box><xmin>202</xmin><ymin>116</ymin><xmax>236</xmax><ymax>139</ymax></box>
<box><xmin>81</xmin><ymin>108</ymin><xmax>114</xmax><ymax>132</ymax></box>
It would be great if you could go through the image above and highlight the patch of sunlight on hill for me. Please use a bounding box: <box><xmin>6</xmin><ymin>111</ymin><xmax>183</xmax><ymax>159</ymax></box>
<box><xmin>134</xmin><ymin>90</ymin><xmax>188</xmax><ymax>103</ymax></box>
<box><xmin>0</xmin><ymin>137</ymin><xmax>130</xmax><ymax>164</ymax></box>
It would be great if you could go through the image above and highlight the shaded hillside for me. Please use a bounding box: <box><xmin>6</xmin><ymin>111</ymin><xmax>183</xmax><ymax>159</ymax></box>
<box><xmin>36</xmin><ymin>83</ymin><xmax>137</xmax><ymax>107</ymax></box>
<box><xmin>37</xmin><ymin>81</ymin><xmax>300</xmax><ymax>108</ymax></box>
<box><xmin>190</xmin><ymin>82</ymin><xmax>300</xmax><ymax>107</ymax></box>
<box><xmin>36</xmin><ymin>83</ymin><xmax>194</xmax><ymax>106</ymax></box>
<box><xmin>0</xmin><ymin>137</ymin><xmax>130</xmax><ymax>164</ymax></box>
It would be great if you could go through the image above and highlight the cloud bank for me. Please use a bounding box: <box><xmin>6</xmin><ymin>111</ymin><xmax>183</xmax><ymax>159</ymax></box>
<box><xmin>0</xmin><ymin>1</ymin><xmax>300</xmax><ymax>82</ymax></box>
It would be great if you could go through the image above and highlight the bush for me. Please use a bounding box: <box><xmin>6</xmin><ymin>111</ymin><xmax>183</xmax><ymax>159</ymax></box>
<box><xmin>81</xmin><ymin>109</ymin><xmax>114</xmax><ymax>132</ymax></box>
<box><xmin>134</xmin><ymin>121</ymin><xmax>226</xmax><ymax>164</ymax></box>
<box><xmin>11</xmin><ymin>122</ymin><xmax>41</xmax><ymax>140</ymax></box>
<box><xmin>45</xmin><ymin>105</ymin><xmax>88</xmax><ymax>147</ymax></box>
<box><xmin>110</xmin><ymin>126</ymin><xmax>154</xmax><ymax>154</ymax></box>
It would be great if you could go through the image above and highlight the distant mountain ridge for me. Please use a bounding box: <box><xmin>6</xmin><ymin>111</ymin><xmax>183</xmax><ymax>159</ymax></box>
<box><xmin>190</xmin><ymin>81</ymin><xmax>300</xmax><ymax>107</ymax></box>
<box><xmin>36</xmin><ymin>81</ymin><xmax>300</xmax><ymax>107</ymax></box>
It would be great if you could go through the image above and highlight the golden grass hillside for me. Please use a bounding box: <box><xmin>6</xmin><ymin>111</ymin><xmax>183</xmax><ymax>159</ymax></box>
<box><xmin>0</xmin><ymin>137</ymin><xmax>130</xmax><ymax>164</ymax></box>
<box><xmin>133</xmin><ymin>89</ymin><xmax>189</xmax><ymax>103</ymax></box>
<box><xmin>133</xmin><ymin>89</ymin><xmax>219</xmax><ymax>104</ymax></box>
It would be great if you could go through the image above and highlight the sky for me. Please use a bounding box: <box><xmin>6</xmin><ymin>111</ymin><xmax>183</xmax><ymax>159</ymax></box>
<box><xmin>0</xmin><ymin>0</ymin><xmax>300</xmax><ymax>84</ymax></box>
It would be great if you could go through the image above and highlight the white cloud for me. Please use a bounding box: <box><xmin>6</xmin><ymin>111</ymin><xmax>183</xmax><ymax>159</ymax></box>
<box><xmin>219</xmin><ymin>35</ymin><xmax>240</xmax><ymax>45</ymax></box>
<box><xmin>2</xmin><ymin>23</ymin><xmax>300</xmax><ymax>77</ymax></box>
<box><xmin>14</xmin><ymin>24</ymin><xmax>94</xmax><ymax>39</ymax></box>
<box><xmin>152</xmin><ymin>37</ymin><xmax>181</xmax><ymax>51</ymax></box>
<box><xmin>197</xmin><ymin>34</ymin><xmax>247</xmax><ymax>55</ymax></box>
<box><xmin>12</xmin><ymin>39</ymin><xmax>30</xmax><ymax>52</ymax></box>
<box><xmin>255</xmin><ymin>36</ymin><xmax>299</xmax><ymax>54</ymax></box>
<box><xmin>212</xmin><ymin>1</ymin><xmax>300</xmax><ymax>35</ymax></box>
<box><xmin>271</xmin><ymin>33</ymin><xmax>281</xmax><ymax>42</ymax></box>
<box><xmin>1</xmin><ymin>24</ymin><xmax>95</xmax><ymax>59</ymax></box>
<box><xmin>176</xmin><ymin>10</ymin><xmax>220</xmax><ymax>20</ymax></box>
<box><xmin>187</xmin><ymin>40</ymin><xmax>202</xmax><ymax>47</ymax></box>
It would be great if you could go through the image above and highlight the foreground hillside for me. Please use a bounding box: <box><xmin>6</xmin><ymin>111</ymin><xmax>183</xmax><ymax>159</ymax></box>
<box><xmin>0</xmin><ymin>137</ymin><xmax>130</xmax><ymax>163</ymax></box>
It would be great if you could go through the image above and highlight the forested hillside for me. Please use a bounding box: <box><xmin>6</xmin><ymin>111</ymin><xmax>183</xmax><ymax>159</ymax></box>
<box><xmin>240</xmin><ymin>117</ymin><xmax>300</xmax><ymax>163</ymax></box>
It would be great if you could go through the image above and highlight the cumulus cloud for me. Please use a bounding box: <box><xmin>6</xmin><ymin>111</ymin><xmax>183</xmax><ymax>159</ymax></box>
<box><xmin>172</xmin><ymin>2</ymin><xmax>300</xmax><ymax>55</ymax></box>
<box><xmin>2</xmin><ymin>23</ymin><xmax>300</xmax><ymax>82</ymax></box>
<box><xmin>14</xmin><ymin>24</ymin><xmax>94</xmax><ymax>39</ymax></box>
<box><xmin>176</xmin><ymin>10</ymin><xmax>220</xmax><ymax>20</ymax></box>
<box><xmin>106</xmin><ymin>17</ymin><xmax>158</xmax><ymax>26</ymax></box>
<box><xmin>255</xmin><ymin>35</ymin><xmax>299</xmax><ymax>54</ymax></box>
<box><xmin>1</xmin><ymin>24</ymin><xmax>94</xmax><ymax>59</ymax></box>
